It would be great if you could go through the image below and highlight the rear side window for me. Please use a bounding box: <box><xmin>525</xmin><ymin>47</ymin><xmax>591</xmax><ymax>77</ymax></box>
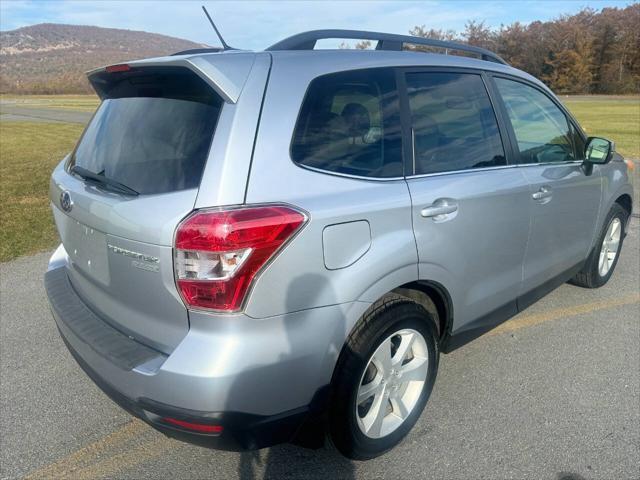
<box><xmin>494</xmin><ymin>78</ymin><xmax>575</xmax><ymax>164</ymax></box>
<box><xmin>291</xmin><ymin>68</ymin><xmax>402</xmax><ymax>178</ymax></box>
<box><xmin>406</xmin><ymin>72</ymin><xmax>506</xmax><ymax>175</ymax></box>
<box><xmin>70</xmin><ymin>67</ymin><xmax>223</xmax><ymax>195</ymax></box>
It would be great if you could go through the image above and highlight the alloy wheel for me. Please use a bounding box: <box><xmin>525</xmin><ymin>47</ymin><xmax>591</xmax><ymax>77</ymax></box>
<box><xmin>356</xmin><ymin>329</ymin><xmax>429</xmax><ymax>439</ymax></box>
<box><xmin>598</xmin><ymin>217</ymin><xmax>622</xmax><ymax>277</ymax></box>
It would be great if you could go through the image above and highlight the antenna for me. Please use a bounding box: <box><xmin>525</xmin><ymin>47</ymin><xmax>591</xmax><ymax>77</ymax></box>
<box><xmin>201</xmin><ymin>5</ymin><xmax>234</xmax><ymax>50</ymax></box>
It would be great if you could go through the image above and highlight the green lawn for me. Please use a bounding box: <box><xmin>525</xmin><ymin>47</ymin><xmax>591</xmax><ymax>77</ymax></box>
<box><xmin>0</xmin><ymin>95</ymin><xmax>638</xmax><ymax>262</ymax></box>
<box><xmin>0</xmin><ymin>122</ymin><xmax>84</xmax><ymax>262</ymax></box>
<box><xmin>563</xmin><ymin>96</ymin><xmax>639</xmax><ymax>159</ymax></box>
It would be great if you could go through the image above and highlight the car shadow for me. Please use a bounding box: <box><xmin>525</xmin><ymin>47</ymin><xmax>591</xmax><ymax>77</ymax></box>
<box><xmin>556</xmin><ymin>473</ymin><xmax>587</xmax><ymax>480</ymax></box>
<box><xmin>237</xmin><ymin>443</ymin><xmax>355</xmax><ymax>480</ymax></box>
<box><xmin>228</xmin><ymin>273</ymin><xmax>357</xmax><ymax>480</ymax></box>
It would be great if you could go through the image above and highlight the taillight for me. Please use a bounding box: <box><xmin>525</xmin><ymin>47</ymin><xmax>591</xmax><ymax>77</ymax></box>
<box><xmin>174</xmin><ymin>205</ymin><xmax>306</xmax><ymax>312</ymax></box>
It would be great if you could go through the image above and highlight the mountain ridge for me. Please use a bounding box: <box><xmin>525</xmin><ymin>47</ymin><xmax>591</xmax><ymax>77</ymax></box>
<box><xmin>0</xmin><ymin>23</ymin><xmax>209</xmax><ymax>94</ymax></box>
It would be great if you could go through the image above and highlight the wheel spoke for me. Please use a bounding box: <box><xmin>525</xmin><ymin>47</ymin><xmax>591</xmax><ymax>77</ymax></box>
<box><xmin>362</xmin><ymin>388</ymin><xmax>387</xmax><ymax>437</ymax></box>
<box><xmin>391</xmin><ymin>331</ymin><xmax>415</xmax><ymax>367</ymax></box>
<box><xmin>598</xmin><ymin>249</ymin><xmax>606</xmax><ymax>273</ymax></box>
<box><xmin>390</xmin><ymin>396</ymin><xmax>410</xmax><ymax>420</ymax></box>
<box><xmin>357</xmin><ymin>375</ymin><xmax>383</xmax><ymax>404</ymax></box>
<box><xmin>609</xmin><ymin>219</ymin><xmax>620</xmax><ymax>240</ymax></box>
<box><xmin>400</xmin><ymin>355</ymin><xmax>428</xmax><ymax>383</ymax></box>
<box><xmin>372</xmin><ymin>338</ymin><xmax>393</xmax><ymax>374</ymax></box>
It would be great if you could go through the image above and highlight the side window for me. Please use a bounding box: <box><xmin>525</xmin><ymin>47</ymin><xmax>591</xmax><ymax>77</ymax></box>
<box><xmin>494</xmin><ymin>78</ymin><xmax>576</xmax><ymax>164</ymax></box>
<box><xmin>291</xmin><ymin>68</ymin><xmax>402</xmax><ymax>178</ymax></box>
<box><xmin>406</xmin><ymin>72</ymin><xmax>506</xmax><ymax>175</ymax></box>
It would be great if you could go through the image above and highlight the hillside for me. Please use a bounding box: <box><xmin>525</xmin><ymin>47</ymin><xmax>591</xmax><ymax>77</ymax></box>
<box><xmin>0</xmin><ymin>23</ymin><xmax>208</xmax><ymax>94</ymax></box>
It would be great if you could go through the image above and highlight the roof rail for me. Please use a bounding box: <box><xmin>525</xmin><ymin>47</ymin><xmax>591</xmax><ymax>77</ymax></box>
<box><xmin>266</xmin><ymin>29</ymin><xmax>508</xmax><ymax>65</ymax></box>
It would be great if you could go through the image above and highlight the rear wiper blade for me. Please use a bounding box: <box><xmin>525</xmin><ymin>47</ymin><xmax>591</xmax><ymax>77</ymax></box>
<box><xmin>71</xmin><ymin>165</ymin><xmax>139</xmax><ymax>196</ymax></box>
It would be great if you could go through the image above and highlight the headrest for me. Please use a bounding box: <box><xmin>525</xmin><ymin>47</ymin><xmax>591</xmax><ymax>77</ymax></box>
<box><xmin>341</xmin><ymin>103</ymin><xmax>370</xmax><ymax>138</ymax></box>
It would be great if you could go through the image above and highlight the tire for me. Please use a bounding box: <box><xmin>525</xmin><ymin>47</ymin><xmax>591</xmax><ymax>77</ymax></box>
<box><xmin>328</xmin><ymin>295</ymin><xmax>439</xmax><ymax>460</ymax></box>
<box><xmin>570</xmin><ymin>203</ymin><xmax>629</xmax><ymax>288</ymax></box>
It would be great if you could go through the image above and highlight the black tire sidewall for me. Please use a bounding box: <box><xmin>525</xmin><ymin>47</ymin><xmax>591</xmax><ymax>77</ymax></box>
<box><xmin>329</xmin><ymin>301</ymin><xmax>439</xmax><ymax>460</ymax></box>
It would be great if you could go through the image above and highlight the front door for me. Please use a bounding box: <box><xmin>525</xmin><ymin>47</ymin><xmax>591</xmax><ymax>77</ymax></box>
<box><xmin>491</xmin><ymin>76</ymin><xmax>602</xmax><ymax>306</ymax></box>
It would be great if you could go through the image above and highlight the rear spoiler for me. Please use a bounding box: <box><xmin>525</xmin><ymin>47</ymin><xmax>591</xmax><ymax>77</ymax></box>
<box><xmin>86</xmin><ymin>51</ymin><xmax>258</xmax><ymax>104</ymax></box>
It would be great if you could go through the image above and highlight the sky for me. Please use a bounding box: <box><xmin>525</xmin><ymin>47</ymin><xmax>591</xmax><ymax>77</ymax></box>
<box><xmin>0</xmin><ymin>0</ymin><xmax>634</xmax><ymax>50</ymax></box>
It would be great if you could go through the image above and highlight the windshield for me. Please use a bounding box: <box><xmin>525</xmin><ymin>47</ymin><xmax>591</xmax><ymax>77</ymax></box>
<box><xmin>70</xmin><ymin>68</ymin><xmax>223</xmax><ymax>195</ymax></box>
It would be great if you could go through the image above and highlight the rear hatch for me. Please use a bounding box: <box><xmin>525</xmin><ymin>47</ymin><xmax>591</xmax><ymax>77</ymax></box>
<box><xmin>49</xmin><ymin>56</ymin><xmax>256</xmax><ymax>353</ymax></box>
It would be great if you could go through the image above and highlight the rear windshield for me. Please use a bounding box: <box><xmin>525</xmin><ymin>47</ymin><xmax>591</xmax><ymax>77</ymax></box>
<box><xmin>70</xmin><ymin>67</ymin><xmax>223</xmax><ymax>195</ymax></box>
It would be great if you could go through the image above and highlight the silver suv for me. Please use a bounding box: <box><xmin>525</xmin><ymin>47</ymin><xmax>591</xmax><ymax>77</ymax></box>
<box><xmin>45</xmin><ymin>30</ymin><xmax>634</xmax><ymax>459</ymax></box>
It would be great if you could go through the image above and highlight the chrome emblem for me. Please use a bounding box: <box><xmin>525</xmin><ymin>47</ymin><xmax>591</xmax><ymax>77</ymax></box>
<box><xmin>60</xmin><ymin>191</ymin><xmax>73</xmax><ymax>212</ymax></box>
<box><xmin>107</xmin><ymin>244</ymin><xmax>160</xmax><ymax>264</ymax></box>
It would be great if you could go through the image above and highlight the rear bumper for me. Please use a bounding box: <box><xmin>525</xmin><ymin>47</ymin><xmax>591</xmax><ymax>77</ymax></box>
<box><xmin>58</xmin><ymin>326</ymin><xmax>309</xmax><ymax>450</ymax></box>
<box><xmin>44</xmin><ymin>247</ymin><xmax>357</xmax><ymax>449</ymax></box>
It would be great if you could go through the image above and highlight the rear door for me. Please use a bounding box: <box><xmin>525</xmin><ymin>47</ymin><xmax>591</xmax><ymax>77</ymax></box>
<box><xmin>490</xmin><ymin>76</ymin><xmax>602</xmax><ymax>306</ymax></box>
<box><xmin>402</xmin><ymin>69</ymin><xmax>530</xmax><ymax>335</ymax></box>
<box><xmin>50</xmin><ymin>65</ymin><xmax>229</xmax><ymax>353</ymax></box>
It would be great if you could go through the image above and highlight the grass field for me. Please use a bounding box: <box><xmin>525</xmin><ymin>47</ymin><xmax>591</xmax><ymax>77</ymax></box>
<box><xmin>0</xmin><ymin>95</ymin><xmax>638</xmax><ymax>262</ymax></box>
<box><xmin>0</xmin><ymin>122</ymin><xmax>84</xmax><ymax>261</ymax></box>
<box><xmin>563</xmin><ymin>96</ymin><xmax>639</xmax><ymax>159</ymax></box>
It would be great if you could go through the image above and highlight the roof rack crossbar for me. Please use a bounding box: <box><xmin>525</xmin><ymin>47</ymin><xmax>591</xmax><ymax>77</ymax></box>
<box><xmin>266</xmin><ymin>29</ymin><xmax>508</xmax><ymax>65</ymax></box>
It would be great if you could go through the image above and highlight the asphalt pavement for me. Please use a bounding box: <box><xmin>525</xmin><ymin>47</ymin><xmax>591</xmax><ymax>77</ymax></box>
<box><xmin>0</xmin><ymin>104</ymin><xmax>92</xmax><ymax>124</ymax></box>
<box><xmin>1</xmin><ymin>217</ymin><xmax>638</xmax><ymax>480</ymax></box>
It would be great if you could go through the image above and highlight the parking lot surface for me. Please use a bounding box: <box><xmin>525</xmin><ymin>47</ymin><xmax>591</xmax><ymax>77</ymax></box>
<box><xmin>0</xmin><ymin>103</ymin><xmax>92</xmax><ymax>124</ymax></box>
<box><xmin>1</xmin><ymin>219</ymin><xmax>638</xmax><ymax>480</ymax></box>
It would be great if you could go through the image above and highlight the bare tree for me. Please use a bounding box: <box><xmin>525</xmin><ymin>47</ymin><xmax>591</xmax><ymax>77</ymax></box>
<box><xmin>355</xmin><ymin>40</ymin><xmax>372</xmax><ymax>50</ymax></box>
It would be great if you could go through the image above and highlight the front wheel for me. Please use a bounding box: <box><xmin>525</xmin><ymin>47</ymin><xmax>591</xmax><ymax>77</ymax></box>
<box><xmin>571</xmin><ymin>203</ymin><xmax>628</xmax><ymax>288</ymax></box>
<box><xmin>328</xmin><ymin>296</ymin><xmax>439</xmax><ymax>459</ymax></box>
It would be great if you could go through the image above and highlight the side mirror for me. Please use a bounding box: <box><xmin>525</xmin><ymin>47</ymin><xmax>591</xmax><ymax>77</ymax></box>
<box><xmin>585</xmin><ymin>137</ymin><xmax>614</xmax><ymax>165</ymax></box>
<box><xmin>583</xmin><ymin>137</ymin><xmax>614</xmax><ymax>175</ymax></box>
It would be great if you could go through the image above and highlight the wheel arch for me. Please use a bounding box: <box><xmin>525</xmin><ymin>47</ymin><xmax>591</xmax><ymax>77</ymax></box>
<box><xmin>615</xmin><ymin>193</ymin><xmax>632</xmax><ymax>217</ymax></box>
<box><xmin>391</xmin><ymin>281</ymin><xmax>453</xmax><ymax>341</ymax></box>
<box><xmin>345</xmin><ymin>278</ymin><xmax>454</xmax><ymax>351</ymax></box>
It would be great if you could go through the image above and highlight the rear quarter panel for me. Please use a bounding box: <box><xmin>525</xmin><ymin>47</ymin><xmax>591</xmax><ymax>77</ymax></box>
<box><xmin>242</xmin><ymin>54</ymin><xmax>418</xmax><ymax>323</ymax></box>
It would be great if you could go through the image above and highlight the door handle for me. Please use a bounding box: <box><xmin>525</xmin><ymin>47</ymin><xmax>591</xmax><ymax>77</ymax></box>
<box><xmin>421</xmin><ymin>199</ymin><xmax>458</xmax><ymax>219</ymax></box>
<box><xmin>532</xmin><ymin>186</ymin><xmax>552</xmax><ymax>201</ymax></box>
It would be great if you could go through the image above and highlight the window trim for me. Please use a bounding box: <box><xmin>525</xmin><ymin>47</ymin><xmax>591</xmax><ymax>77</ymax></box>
<box><xmin>291</xmin><ymin>163</ymin><xmax>405</xmax><ymax>182</ymax></box>
<box><xmin>404</xmin><ymin>163</ymin><xmax>521</xmax><ymax>180</ymax></box>
<box><xmin>396</xmin><ymin>66</ymin><xmax>515</xmax><ymax>177</ymax></box>
<box><xmin>288</xmin><ymin>66</ymin><xmax>405</xmax><ymax>181</ymax></box>
<box><xmin>485</xmin><ymin>73</ymin><xmax>588</xmax><ymax>165</ymax></box>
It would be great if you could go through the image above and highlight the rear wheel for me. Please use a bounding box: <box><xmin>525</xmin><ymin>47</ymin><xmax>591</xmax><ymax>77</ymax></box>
<box><xmin>328</xmin><ymin>296</ymin><xmax>439</xmax><ymax>459</ymax></box>
<box><xmin>571</xmin><ymin>203</ymin><xmax>628</xmax><ymax>288</ymax></box>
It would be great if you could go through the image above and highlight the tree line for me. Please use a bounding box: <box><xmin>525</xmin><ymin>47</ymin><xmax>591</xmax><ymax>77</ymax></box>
<box><xmin>408</xmin><ymin>4</ymin><xmax>639</xmax><ymax>94</ymax></box>
<box><xmin>348</xmin><ymin>4</ymin><xmax>639</xmax><ymax>94</ymax></box>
